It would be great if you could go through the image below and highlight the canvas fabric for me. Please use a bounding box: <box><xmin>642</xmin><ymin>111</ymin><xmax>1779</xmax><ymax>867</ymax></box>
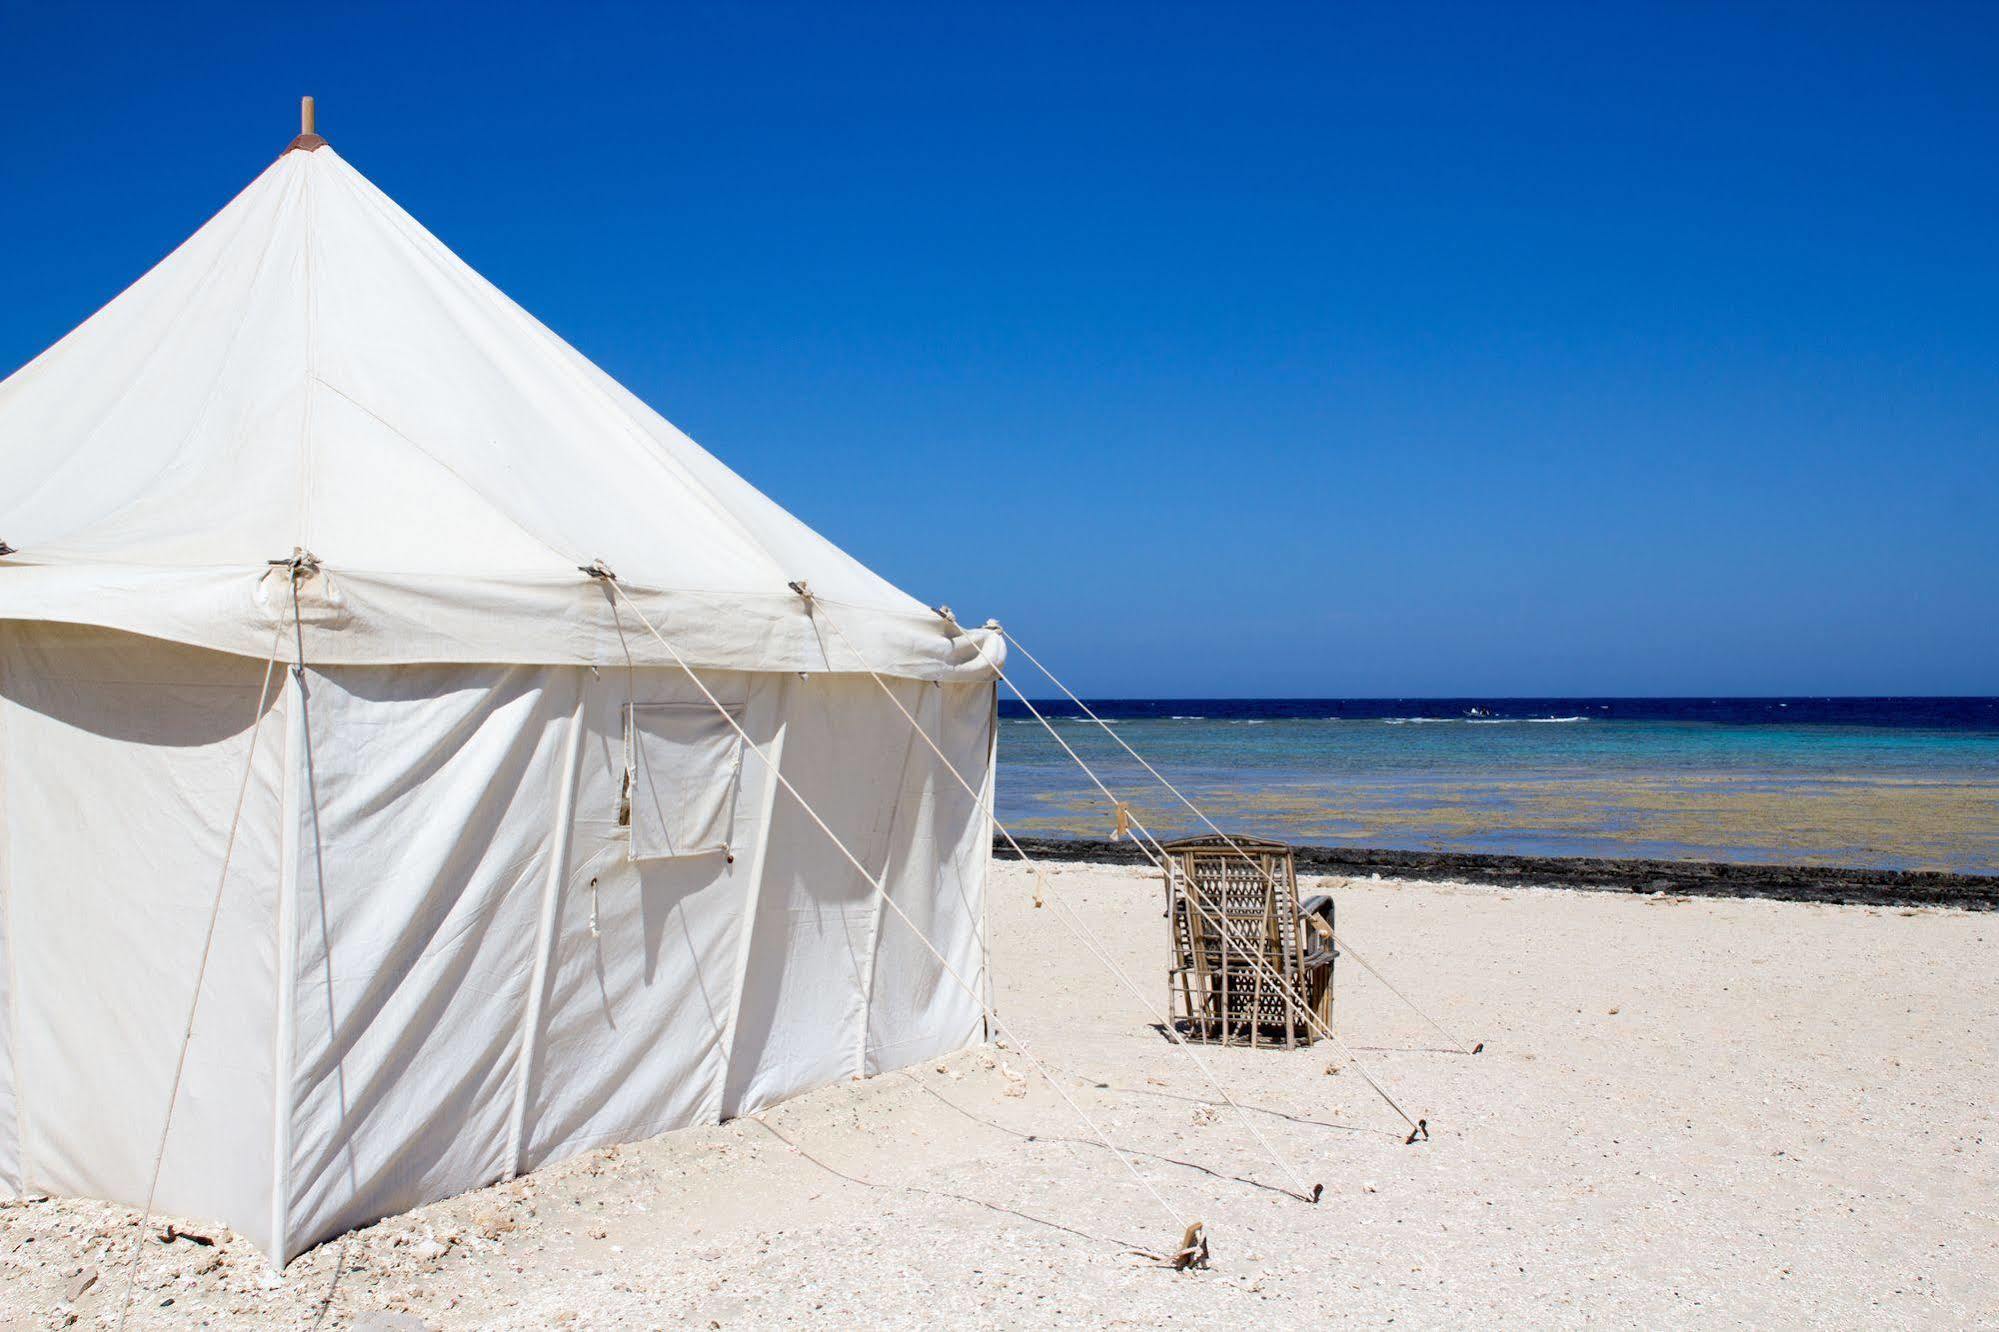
<box><xmin>0</xmin><ymin>143</ymin><xmax>1000</xmax><ymax>682</ymax></box>
<box><xmin>0</xmin><ymin>623</ymin><xmax>993</xmax><ymax>1260</ymax></box>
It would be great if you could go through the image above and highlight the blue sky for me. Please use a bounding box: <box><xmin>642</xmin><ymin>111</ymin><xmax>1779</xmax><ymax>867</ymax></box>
<box><xmin>2</xmin><ymin>3</ymin><xmax>1994</xmax><ymax>696</ymax></box>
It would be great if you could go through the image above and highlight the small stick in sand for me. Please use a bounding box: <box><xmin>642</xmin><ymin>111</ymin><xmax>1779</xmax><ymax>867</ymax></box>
<box><xmin>1171</xmin><ymin>1221</ymin><xmax>1209</xmax><ymax>1271</ymax></box>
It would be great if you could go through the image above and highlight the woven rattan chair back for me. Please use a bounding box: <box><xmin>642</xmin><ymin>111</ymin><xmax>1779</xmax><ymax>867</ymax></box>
<box><xmin>1165</xmin><ymin>835</ymin><xmax>1332</xmax><ymax>1049</ymax></box>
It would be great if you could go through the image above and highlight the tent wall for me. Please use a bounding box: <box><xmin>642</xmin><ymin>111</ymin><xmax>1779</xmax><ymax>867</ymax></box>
<box><xmin>515</xmin><ymin>668</ymin><xmax>777</xmax><ymax>1174</ymax></box>
<box><xmin>0</xmin><ymin>130</ymin><xmax>1005</xmax><ymax>1264</ymax></box>
<box><xmin>275</xmin><ymin>659</ymin><xmax>992</xmax><ymax>1260</ymax></box>
<box><xmin>0</xmin><ymin>626</ymin><xmax>993</xmax><ymax>1263</ymax></box>
<box><xmin>860</xmin><ymin>681</ymin><xmax>994</xmax><ymax>1076</ymax></box>
<box><xmin>0</xmin><ymin>624</ymin><xmax>287</xmax><ymax>1251</ymax></box>
<box><xmin>718</xmin><ymin>673</ymin><xmax>992</xmax><ymax>1116</ymax></box>
<box><xmin>277</xmin><ymin>662</ymin><xmax>592</xmax><ymax>1255</ymax></box>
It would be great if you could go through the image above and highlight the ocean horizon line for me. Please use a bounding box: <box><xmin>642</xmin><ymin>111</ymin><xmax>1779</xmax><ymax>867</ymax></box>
<box><xmin>996</xmin><ymin>696</ymin><xmax>1999</xmax><ymax>732</ymax></box>
<box><xmin>999</xmin><ymin>693</ymin><xmax>1999</xmax><ymax>703</ymax></box>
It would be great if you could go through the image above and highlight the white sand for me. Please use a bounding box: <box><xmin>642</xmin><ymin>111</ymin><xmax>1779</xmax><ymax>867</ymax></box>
<box><xmin>4</xmin><ymin>863</ymin><xmax>1994</xmax><ymax>1328</ymax></box>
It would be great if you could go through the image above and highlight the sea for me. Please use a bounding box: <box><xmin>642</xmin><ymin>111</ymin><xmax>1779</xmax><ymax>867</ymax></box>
<box><xmin>994</xmin><ymin>698</ymin><xmax>1999</xmax><ymax>874</ymax></box>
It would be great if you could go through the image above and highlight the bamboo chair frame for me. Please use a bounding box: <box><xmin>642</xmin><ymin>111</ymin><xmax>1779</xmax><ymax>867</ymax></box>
<box><xmin>1165</xmin><ymin>834</ymin><xmax>1335</xmax><ymax>1049</ymax></box>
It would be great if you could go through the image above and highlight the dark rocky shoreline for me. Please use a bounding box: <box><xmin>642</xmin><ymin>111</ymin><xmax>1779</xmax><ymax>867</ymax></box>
<box><xmin>1001</xmin><ymin>836</ymin><xmax>1999</xmax><ymax>910</ymax></box>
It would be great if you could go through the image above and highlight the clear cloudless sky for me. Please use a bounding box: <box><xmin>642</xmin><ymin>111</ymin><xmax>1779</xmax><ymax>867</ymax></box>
<box><xmin>2</xmin><ymin>2</ymin><xmax>1995</xmax><ymax>697</ymax></box>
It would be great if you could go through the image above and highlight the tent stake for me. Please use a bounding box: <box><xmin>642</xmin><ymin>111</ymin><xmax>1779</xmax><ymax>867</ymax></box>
<box><xmin>1171</xmin><ymin>1221</ymin><xmax>1209</xmax><ymax>1271</ymax></box>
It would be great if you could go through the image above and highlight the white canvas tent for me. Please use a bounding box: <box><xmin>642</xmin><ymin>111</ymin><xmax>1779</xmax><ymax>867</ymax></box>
<box><xmin>0</xmin><ymin>117</ymin><xmax>1002</xmax><ymax>1263</ymax></box>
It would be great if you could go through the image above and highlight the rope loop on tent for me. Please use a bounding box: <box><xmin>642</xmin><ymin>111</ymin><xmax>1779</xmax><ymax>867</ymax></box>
<box><xmin>267</xmin><ymin>546</ymin><xmax>322</xmax><ymax>578</ymax></box>
<box><xmin>804</xmin><ymin>599</ymin><xmax>1326</xmax><ymax>1206</ymax></box>
<box><xmin>593</xmin><ymin>574</ymin><xmax>1203</xmax><ymax>1264</ymax></box>
<box><xmin>999</xmin><ymin>628</ymin><xmax>1486</xmax><ymax>1060</ymax></box>
<box><xmin>961</xmin><ymin>634</ymin><xmax>1434</xmax><ymax>1142</ymax></box>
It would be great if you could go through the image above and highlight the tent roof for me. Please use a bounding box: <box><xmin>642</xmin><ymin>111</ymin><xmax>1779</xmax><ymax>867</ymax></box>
<box><xmin>0</xmin><ymin>137</ymin><xmax>997</xmax><ymax>681</ymax></box>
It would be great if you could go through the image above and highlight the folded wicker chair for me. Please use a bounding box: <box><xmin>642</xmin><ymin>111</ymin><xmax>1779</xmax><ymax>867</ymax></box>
<box><xmin>1165</xmin><ymin>834</ymin><xmax>1335</xmax><ymax>1049</ymax></box>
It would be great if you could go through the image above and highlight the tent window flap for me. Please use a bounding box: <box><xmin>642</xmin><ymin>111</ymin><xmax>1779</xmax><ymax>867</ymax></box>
<box><xmin>623</xmin><ymin>703</ymin><xmax>744</xmax><ymax>860</ymax></box>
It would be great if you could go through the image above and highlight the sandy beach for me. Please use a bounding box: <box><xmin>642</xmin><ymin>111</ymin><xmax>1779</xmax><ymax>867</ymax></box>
<box><xmin>4</xmin><ymin>8</ymin><xmax>1994</xmax><ymax>1329</ymax></box>
<box><xmin>3</xmin><ymin>860</ymin><xmax>1994</xmax><ymax>1329</ymax></box>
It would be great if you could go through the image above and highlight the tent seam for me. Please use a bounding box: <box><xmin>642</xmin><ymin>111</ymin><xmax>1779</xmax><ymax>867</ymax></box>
<box><xmin>269</xmin><ymin>671</ymin><xmax>304</xmax><ymax>1265</ymax></box>
<box><xmin>295</xmin><ymin>157</ymin><xmax>320</xmax><ymax>555</ymax></box>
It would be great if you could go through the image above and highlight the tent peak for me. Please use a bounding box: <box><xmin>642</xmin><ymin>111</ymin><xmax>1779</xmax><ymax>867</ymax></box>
<box><xmin>285</xmin><ymin>95</ymin><xmax>326</xmax><ymax>154</ymax></box>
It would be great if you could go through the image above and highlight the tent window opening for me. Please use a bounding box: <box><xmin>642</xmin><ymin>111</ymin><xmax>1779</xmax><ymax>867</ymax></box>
<box><xmin>621</xmin><ymin>703</ymin><xmax>745</xmax><ymax>861</ymax></box>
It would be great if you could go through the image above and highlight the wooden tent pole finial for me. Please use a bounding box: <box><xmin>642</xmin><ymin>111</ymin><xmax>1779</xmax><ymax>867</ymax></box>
<box><xmin>283</xmin><ymin>96</ymin><xmax>326</xmax><ymax>155</ymax></box>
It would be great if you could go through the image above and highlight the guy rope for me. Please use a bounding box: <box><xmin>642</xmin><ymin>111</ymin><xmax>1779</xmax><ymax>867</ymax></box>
<box><xmin>593</xmin><ymin>570</ymin><xmax>1208</xmax><ymax>1268</ymax></box>
<box><xmin>958</xmin><ymin>621</ymin><xmax>1434</xmax><ymax>1145</ymax></box>
<box><xmin>797</xmin><ymin>583</ymin><xmax>1323</xmax><ymax>1205</ymax></box>
<box><xmin>1001</xmin><ymin>629</ymin><xmax>1484</xmax><ymax>1058</ymax></box>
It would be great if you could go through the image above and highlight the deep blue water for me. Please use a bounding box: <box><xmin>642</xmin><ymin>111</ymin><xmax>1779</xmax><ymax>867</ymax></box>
<box><xmin>993</xmin><ymin>698</ymin><xmax>1999</xmax><ymax>871</ymax></box>
<box><xmin>1000</xmin><ymin>697</ymin><xmax>1999</xmax><ymax>730</ymax></box>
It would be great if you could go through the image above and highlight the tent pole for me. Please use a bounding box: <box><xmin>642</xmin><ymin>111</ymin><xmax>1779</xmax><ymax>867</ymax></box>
<box><xmin>268</xmin><ymin>666</ymin><xmax>305</xmax><ymax>1269</ymax></box>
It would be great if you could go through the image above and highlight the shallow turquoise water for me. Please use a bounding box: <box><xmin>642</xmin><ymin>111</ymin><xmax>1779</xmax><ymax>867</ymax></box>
<box><xmin>994</xmin><ymin>710</ymin><xmax>1999</xmax><ymax>872</ymax></box>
